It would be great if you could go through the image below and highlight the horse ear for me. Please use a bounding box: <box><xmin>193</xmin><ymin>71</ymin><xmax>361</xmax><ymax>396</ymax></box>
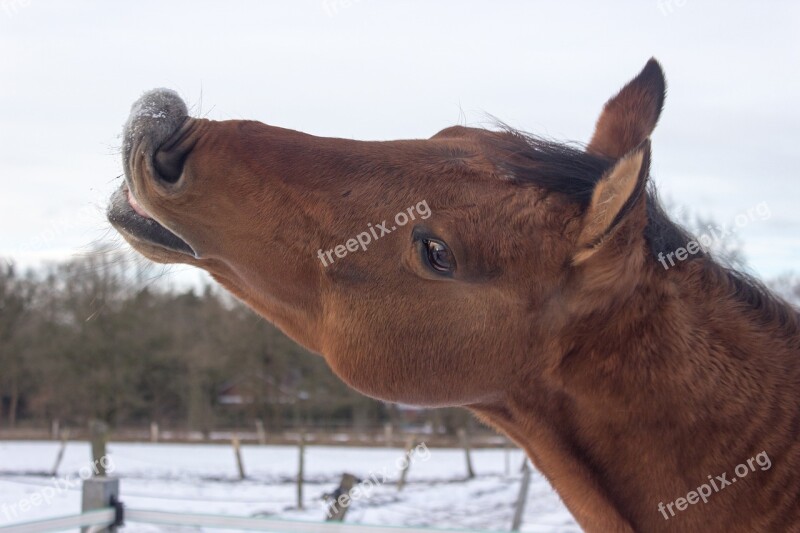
<box><xmin>573</xmin><ymin>141</ymin><xmax>650</xmax><ymax>265</ymax></box>
<box><xmin>587</xmin><ymin>59</ymin><xmax>665</xmax><ymax>159</ymax></box>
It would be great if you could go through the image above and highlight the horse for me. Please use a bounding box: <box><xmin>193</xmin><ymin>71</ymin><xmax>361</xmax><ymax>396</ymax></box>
<box><xmin>107</xmin><ymin>59</ymin><xmax>800</xmax><ymax>532</ymax></box>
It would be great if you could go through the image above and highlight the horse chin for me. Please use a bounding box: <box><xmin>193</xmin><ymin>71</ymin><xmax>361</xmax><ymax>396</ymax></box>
<box><xmin>120</xmin><ymin>233</ymin><xmax>196</xmax><ymax>265</ymax></box>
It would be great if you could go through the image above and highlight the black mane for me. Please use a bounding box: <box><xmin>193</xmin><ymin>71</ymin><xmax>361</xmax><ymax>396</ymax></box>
<box><xmin>486</xmin><ymin>127</ymin><xmax>695</xmax><ymax>260</ymax></box>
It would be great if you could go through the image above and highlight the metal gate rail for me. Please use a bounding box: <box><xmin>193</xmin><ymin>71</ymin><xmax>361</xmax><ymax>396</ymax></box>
<box><xmin>0</xmin><ymin>509</ymin><xmax>115</xmax><ymax>533</ymax></box>
<box><xmin>0</xmin><ymin>509</ymin><xmax>495</xmax><ymax>533</ymax></box>
<box><xmin>125</xmin><ymin>508</ymin><xmax>494</xmax><ymax>532</ymax></box>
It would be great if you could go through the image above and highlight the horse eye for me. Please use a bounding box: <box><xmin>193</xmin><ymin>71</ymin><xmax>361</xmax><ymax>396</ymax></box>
<box><xmin>423</xmin><ymin>239</ymin><xmax>455</xmax><ymax>274</ymax></box>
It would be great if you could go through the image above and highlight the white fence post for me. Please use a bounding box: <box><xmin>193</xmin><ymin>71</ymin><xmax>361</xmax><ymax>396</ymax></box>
<box><xmin>255</xmin><ymin>420</ymin><xmax>267</xmax><ymax>445</ymax></box>
<box><xmin>81</xmin><ymin>477</ymin><xmax>120</xmax><ymax>533</ymax></box>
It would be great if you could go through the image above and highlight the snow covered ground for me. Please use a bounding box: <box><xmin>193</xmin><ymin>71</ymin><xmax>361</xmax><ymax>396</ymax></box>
<box><xmin>0</xmin><ymin>441</ymin><xmax>579</xmax><ymax>532</ymax></box>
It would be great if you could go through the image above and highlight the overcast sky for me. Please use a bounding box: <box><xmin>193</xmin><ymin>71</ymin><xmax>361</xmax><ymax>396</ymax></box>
<box><xmin>1</xmin><ymin>0</ymin><xmax>797</xmax><ymax>285</ymax></box>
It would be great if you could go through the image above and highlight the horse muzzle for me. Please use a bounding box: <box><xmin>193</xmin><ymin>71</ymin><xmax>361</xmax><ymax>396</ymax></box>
<box><xmin>107</xmin><ymin>89</ymin><xmax>198</xmax><ymax>258</ymax></box>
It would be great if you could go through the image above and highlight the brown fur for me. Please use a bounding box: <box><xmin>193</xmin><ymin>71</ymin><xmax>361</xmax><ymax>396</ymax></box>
<box><xmin>110</xmin><ymin>59</ymin><xmax>800</xmax><ymax>532</ymax></box>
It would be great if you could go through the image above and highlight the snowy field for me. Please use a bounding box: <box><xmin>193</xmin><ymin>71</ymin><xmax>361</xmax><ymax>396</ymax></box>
<box><xmin>0</xmin><ymin>441</ymin><xmax>579</xmax><ymax>532</ymax></box>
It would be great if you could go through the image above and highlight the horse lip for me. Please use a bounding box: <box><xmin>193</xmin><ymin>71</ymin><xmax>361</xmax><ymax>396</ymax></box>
<box><xmin>117</xmin><ymin>129</ymin><xmax>199</xmax><ymax>259</ymax></box>
<box><xmin>126</xmin><ymin>186</ymin><xmax>152</xmax><ymax>219</ymax></box>
<box><xmin>107</xmin><ymin>185</ymin><xmax>196</xmax><ymax>257</ymax></box>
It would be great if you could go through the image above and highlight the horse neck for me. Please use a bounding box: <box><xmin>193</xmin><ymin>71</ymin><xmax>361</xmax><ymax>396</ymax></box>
<box><xmin>472</xmin><ymin>258</ymin><xmax>800</xmax><ymax>532</ymax></box>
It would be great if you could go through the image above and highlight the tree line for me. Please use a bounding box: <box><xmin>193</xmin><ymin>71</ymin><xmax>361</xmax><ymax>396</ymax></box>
<box><xmin>1</xmin><ymin>244</ymin><xmax>797</xmax><ymax>436</ymax></box>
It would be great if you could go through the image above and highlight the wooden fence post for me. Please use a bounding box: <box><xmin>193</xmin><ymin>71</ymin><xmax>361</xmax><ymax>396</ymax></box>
<box><xmin>150</xmin><ymin>421</ymin><xmax>159</xmax><ymax>443</ymax></box>
<box><xmin>396</xmin><ymin>435</ymin><xmax>415</xmax><ymax>491</ymax></box>
<box><xmin>297</xmin><ymin>431</ymin><xmax>306</xmax><ymax>509</ymax></box>
<box><xmin>51</xmin><ymin>419</ymin><xmax>60</xmax><ymax>440</ymax></box>
<box><xmin>511</xmin><ymin>460</ymin><xmax>532</xmax><ymax>531</ymax></box>
<box><xmin>232</xmin><ymin>434</ymin><xmax>246</xmax><ymax>480</ymax></box>
<box><xmin>51</xmin><ymin>429</ymin><xmax>69</xmax><ymax>476</ymax></box>
<box><xmin>458</xmin><ymin>427</ymin><xmax>475</xmax><ymax>479</ymax></box>
<box><xmin>325</xmin><ymin>472</ymin><xmax>358</xmax><ymax>522</ymax></box>
<box><xmin>89</xmin><ymin>420</ymin><xmax>109</xmax><ymax>477</ymax></box>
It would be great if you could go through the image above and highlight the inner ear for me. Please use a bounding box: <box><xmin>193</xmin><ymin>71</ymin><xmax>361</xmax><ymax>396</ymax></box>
<box><xmin>587</xmin><ymin>59</ymin><xmax>666</xmax><ymax>159</ymax></box>
<box><xmin>573</xmin><ymin>141</ymin><xmax>651</xmax><ymax>265</ymax></box>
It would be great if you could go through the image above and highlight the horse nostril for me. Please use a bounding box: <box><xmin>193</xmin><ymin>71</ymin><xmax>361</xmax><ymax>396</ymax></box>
<box><xmin>152</xmin><ymin>118</ymin><xmax>196</xmax><ymax>184</ymax></box>
<box><xmin>154</xmin><ymin>147</ymin><xmax>188</xmax><ymax>184</ymax></box>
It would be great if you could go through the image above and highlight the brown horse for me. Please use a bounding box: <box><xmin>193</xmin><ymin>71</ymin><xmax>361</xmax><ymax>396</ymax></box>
<box><xmin>108</xmin><ymin>59</ymin><xmax>800</xmax><ymax>532</ymax></box>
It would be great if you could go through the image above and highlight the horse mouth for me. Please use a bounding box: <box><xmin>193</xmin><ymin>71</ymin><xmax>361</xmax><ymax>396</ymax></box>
<box><xmin>107</xmin><ymin>184</ymin><xmax>195</xmax><ymax>257</ymax></box>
